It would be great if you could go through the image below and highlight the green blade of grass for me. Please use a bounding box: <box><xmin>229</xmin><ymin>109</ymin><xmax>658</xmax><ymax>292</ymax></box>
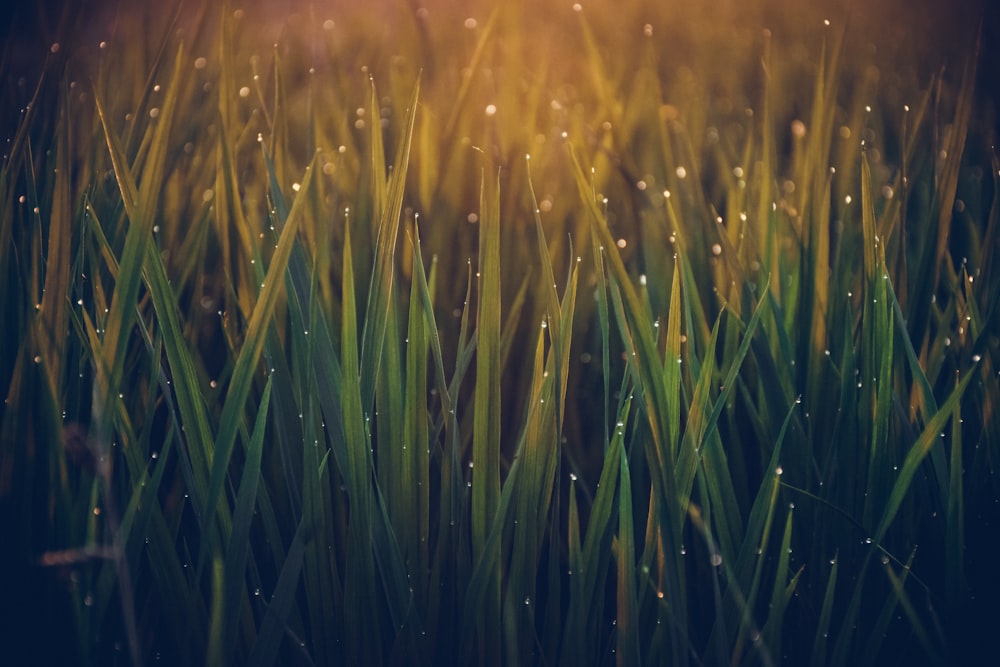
<box><xmin>872</xmin><ymin>362</ymin><xmax>978</xmax><ymax>545</ymax></box>
<box><xmin>503</xmin><ymin>332</ymin><xmax>546</xmax><ymax>663</ymax></box>
<box><xmin>218</xmin><ymin>377</ymin><xmax>272</xmax><ymax>664</ymax></box>
<box><xmin>945</xmin><ymin>376</ymin><xmax>966</xmax><ymax>606</ymax></box>
<box><xmin>368</xmin><ymin>77</ymin><xmax>388</xmax><ymax>227</ymax></box>
<box><xmin>760</xmin><ymin>509</ymin><xmax>797</xmax><ymax>663</ymax></box>
<box><xmin>883</xmin><ymin>551</ymin><xmax>943</xmax><ymax>664</ymax></box>
<box><xmin>663</xmin><ymin>261</ymin><xmax>682</xmax><ymax>455</ymax></box>
<box><xmin>91</xmin><ymin>44</ymin><xmax>184</xmax><ymax>422</ymax></box>
<box><xmin>561</xmin><ymin>396</ymin><xmax>630</xmax><ymax>666</ymax></box>
<box><xmin>711</xmin><ymin>398</ymin><xmax>796</xmax><ymax>664</ymax></box>
<box><xmin>35</xmin><ymin>84</ymin><xmax>72</xmax><ymax>398</ymax></box>
<box><xmin>375</xmin><ymin>270</ymin><xmax>405</xmax><ymax>537</ymax></box>
<box><xmin>198</xmin><ymin>151</ymin><xmax>319</xmax><ymax>574</ymax></box>
<box><xmin>860</xmin><ymin>148</ymin><xmax>896</xmax><ymax>528</ymax></box>
<box><xmin>471</xmin><ymin>168</ymin><xmax>502</xmax><ymax>664</ymax></box>
<box><xmin>808</xmin><ymin>554</ymin><xmax>839</xmax><ymax>667</ymax></box>
<box><xmin>569</xmin><ymin>148</ymin><xmax>688</xmax><ymax>658</ymax></box>
<box><xmin>461</xmin><ymin>449</ymin><xmax>519</xmax><ymax>660</ymax></box>
<box><xmin>616</xmin><ymin>437</ymin><xmax>640</xmax><ymax>666</ymax></box>
<box><xmin>402</xmin><ymin>225</ymin><xmax>432</xmax><ymax>584</ymax></box>
<box><xmin>359</xmin><ymin>78</ymin><xmax>420</xmax><ymax>413</ymax></box>
<box><xmin>340</xmin><ymin>212</ymin><xmax>381</xmax><ymax>664</ymax></box>
<box><xmin>247</xmin><ymin>514</ymin><xmax>309</xmax><ymax>667</ymax></box>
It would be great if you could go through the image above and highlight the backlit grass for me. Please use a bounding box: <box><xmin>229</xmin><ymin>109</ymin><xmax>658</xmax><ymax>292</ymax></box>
<box><xmin>1</xmin><ymin>0</ymin><xmax>997</xmax><ymax>664</ymax></box>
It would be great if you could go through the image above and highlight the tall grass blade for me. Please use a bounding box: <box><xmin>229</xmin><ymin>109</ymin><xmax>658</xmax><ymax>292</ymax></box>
<box><xmin>199</xmin><ymin>152</ymin><xmax>319</xmax><ymax>575</ymax></box>
<box><xmin>471</xmin><ymin>168</ymin><xmax>502</xmax><ymax>663</ymax></box>
<box><xmin>359</xmin><ymin>78</ymin><xmax>420</xmax><ymax>412</ymax></box>
<box><xmin>872</xmin><ymin>364</ymin><xmax>977</xmax><ymax>545</ymax></box>
<box><xmin>616</xmin><ymin>439</ymin><xmax>640</xmax><ymax>666</ymax></box>
<box><xmin>219</xmin><ymin>378</ymin><xmax>272</xmax><ymax>664</ymax></box>
<box><xmin>561</xmin><ymin>397</ymin><xmax>630</xmax><ymax>666</ymax></box>
<box><xmin>809</xmin><ymin>555</ymin><xmax>839</xmax><ymax>667</ymax></box>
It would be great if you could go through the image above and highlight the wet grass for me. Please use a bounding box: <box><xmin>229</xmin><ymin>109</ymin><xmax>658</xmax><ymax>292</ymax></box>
<box><xmin>1</xmin><ymin>0</ymin><xmax>997</xmax><ymax>664</ymax></box>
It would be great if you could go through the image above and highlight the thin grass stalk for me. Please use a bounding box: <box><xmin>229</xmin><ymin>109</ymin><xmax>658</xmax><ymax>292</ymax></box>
<box><xmin>471</xmin><ymin>168</ymin><xmax>503</xmax><ymax>664</ymax></box>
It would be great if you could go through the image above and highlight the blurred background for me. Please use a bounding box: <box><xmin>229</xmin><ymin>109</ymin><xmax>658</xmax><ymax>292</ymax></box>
<box><xmin>2</xmin><ymin>0</ymin><xmax>995</xmax><ymax>114</ymax></box>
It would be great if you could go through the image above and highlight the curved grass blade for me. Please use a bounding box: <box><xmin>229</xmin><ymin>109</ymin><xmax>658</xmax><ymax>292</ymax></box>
<box><xmin>872</xmin><ymin>364</ymin><xmax>978</xmax><ymax>546</ymax></box>
<box><xmin>198</xmin><ymin>152</ymin><xmax>319</xmax><ymax>575</ymax></box>
<box><xmin>247</xmin><ymin>515</ymin><xmax>309</xmax><ymax>667</ymax></box>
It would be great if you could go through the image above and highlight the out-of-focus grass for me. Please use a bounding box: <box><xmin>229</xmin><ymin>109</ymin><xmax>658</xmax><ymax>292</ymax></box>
<box><xmin>1</xmin><ymin>0</ymin><xmax>997</xmax><ymax>664</ymax></box>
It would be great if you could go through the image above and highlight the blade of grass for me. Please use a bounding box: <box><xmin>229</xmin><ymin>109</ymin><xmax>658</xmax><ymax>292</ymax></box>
<box><xmin>471</xmin><ymin>168</ymin><xmax>502</xmax><ymax>664</ymax></box>
<box><xmin>340</xmin><ymin>212</ymin><xmax>382</xmax><ymax>664</ymax></box>
<box><xmin>760</xmin><ymin>509</ymin><xmax>797</xmax><ymax>664</ymax></box>
<box><xmin>359</xmin><ymin>77</ymin><xmax>420</xmax><ymax>413</ymax></box>
<box><xmin>218</xmin><ymin>377</ymin><xmax>272</xmax><ymax>663</ymax></box>
<box><xmin>35</xmin><ymin>84</ymin><xmax>72</xmax><ymax>398</ymax></box>
<box><xmin>197</xmin><ymin>151</ymin><xmax>319</xmax><ymax>576</ymax></box>
<box><xmin>808</xmin><ymin>554</ymin><xmax>839</xmax><ymax>667</ymax></box>
<box><xmin>247</xmin><ymin>514</ymin><xmax>309</xmax><ymax>667</ymax></box>
<box><xmin>568</xmin><ymin>147</ymin><xmax>687</xmax><ymax>659</ymax></box>
<box><xmin>713</xmin><ymin>398</ymin><xmax>797</xmax><ymax>665</ymax></box>
<box><xmin>883</xmin><ymin>551</ymin><xmax>943</xmax><ymax>663</ymax></box>
<box><xmin>561</xmin><ymin>396</ymin><xmax>630</xmax><ymax>666</ymax></box>
<box><xmin>872</xmin><ymin>362</ymin><xmax>978</xmax><ymax>545</ymax></box>
<box><xmin>616</xmin><ymin>437</ymin><xmax>640</xmax><ymax>666</ymax></box>
<box><xmin>945</xmin><ymin>374</ymin><xmax>966</xmax><ymax>607</ymax></box>
<box><xmin>402</xmin><ymin>225</ymin><xmax>431</xmax><ymax>583</ymax></box>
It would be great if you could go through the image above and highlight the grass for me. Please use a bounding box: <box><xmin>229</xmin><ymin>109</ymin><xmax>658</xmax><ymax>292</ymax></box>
<box><xmin>1</xmin><ymin>0</ymin><xmax>997</xmax><ymax>664</ymax></box>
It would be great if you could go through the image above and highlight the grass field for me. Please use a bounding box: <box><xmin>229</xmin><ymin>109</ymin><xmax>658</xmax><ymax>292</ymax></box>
<box><xmin>1</xmin><ymin>0</ymin><xmax>998</xmax><ymax>664</ymax></box>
